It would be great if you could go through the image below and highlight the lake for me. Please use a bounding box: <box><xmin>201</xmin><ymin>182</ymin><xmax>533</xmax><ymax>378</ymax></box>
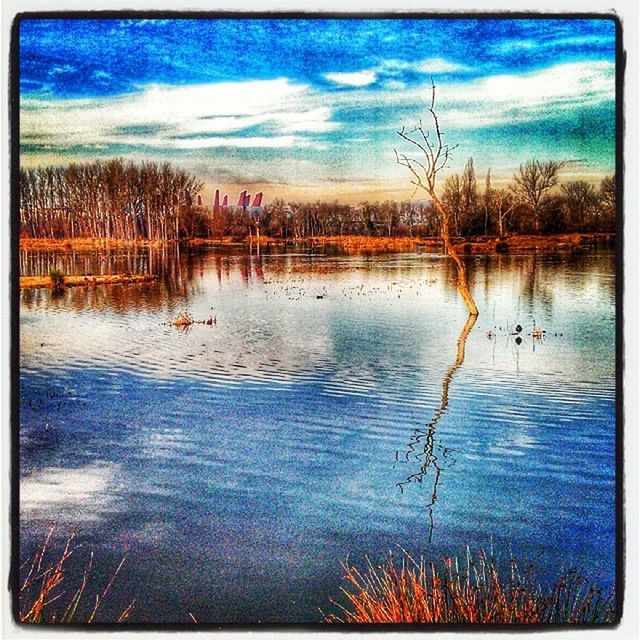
<box><xmin>18</xmin><ymin>244</ymin><xmax>617</xmax><ymax>624</ymax></box>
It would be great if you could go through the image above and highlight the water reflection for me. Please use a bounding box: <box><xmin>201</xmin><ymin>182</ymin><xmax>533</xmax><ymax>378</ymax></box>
<box><xmin>396</xmin><ymin>312</ymin><xmax>477</xmax><ymax>542</ymax></box>
<box><xmin>19</xmin><ymin>245</ymin><xmax>617</xmax><ymax>622</ymax></box>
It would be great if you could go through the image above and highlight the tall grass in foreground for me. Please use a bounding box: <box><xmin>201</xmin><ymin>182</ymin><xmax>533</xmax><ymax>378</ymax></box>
<box><xmin>325</xmin><ymin>550</ymin><xmax>615</xmax><ymax>624</ymax></box>
<box><xmin>19</xmin><ymin>526</ymin><xmax>134</xmax><ymax>624</ymax></box>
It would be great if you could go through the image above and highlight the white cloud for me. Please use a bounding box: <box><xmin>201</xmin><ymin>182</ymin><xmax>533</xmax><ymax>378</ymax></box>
<box><xmin>324</xmin><ymin>70</ymin><xmax>377</xmax><ymax>87</ymax></box>
<box><xmin>442</xmin><ymin>60</ymin><xmax>615</xmax><ymax>128</ymax></box>
<box><xmin>329</xmin><ymin>60</ymin><xmax>615</xmax><ymax>131</ymax></box>
<box><xmin>133</xmin><ymin>135</ymin><xmax>305</xmax><ymax>150</ymax></box>
<box><xmin>21</xmin><ymin>78</ymin><xmax>336</xmax><ymax>151</ymax></box>
<box><xmin>326</xmin><ymin>58</ymin><xmax>468</xmax><ymax>88</ymax></box>
<box><xmin>414</xmin><ymin>58</ymin><xmax>470</xmax><ymax>74</ymax></box>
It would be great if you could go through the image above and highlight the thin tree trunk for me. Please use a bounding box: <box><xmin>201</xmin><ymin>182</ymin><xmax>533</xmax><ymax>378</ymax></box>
<box><xmin>434</xmin><ymin>198</ymin><xmax>478</xmax><ymax>316</ymax></box>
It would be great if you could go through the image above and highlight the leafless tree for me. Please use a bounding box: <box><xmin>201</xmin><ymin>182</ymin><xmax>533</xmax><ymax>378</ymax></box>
<box><xmin>511</xmin><ymin>160</ymin><xmax>564</xmax><ymax>233</ymax></box>
<box><xmin>19</xmin><ymin>159</ymin><xmax>201</xmax><ymax>241</ymax></box>
<box><xmin>483</xmin><ymin>169</ymin><xmax>493</xmax><ymax>236</ymax></box>
<box><xmin>461</xmin><ymin>157</ymin><xmax>478</xmax><ymax>232</ymax></box>
<box><xmin>561</xmin><ymin>180</ymin><xmax>599</xmax><ymax>230</ymax></box>
<box><xmin>442</xmin><ymin>174</ymin><xmax>463</xmax><ymax>237</ymax></box>
<box><xmin>599</xmin><ymin>175</ymin><xmax>616</xmax><ymax>231</ymax></box>
<box><xmin>493</xmin><ymin>189</ymin><xmax>518</xmax><ymax>237</ymax></box>
<box><xmin>395</xmin><ymin>82</ymin><xmax>478</xmax><ymax>316</ymax></box>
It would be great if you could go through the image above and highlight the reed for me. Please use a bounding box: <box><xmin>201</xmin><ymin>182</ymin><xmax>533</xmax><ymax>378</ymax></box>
<box><xmin>324</xmin><ymin>549</ymin><xmax>615</xmax><ymax>624</ymax></box>
<box><xmin>19</xmin><ymin>526</ymin><xmax>134</xmax><ymax>624</ymax></box>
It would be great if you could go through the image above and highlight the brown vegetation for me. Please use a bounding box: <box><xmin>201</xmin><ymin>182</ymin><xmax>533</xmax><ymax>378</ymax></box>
<box><xmin>19</xmin><ymin>237</ymin><xmax>171</xmax><ymax>252</ymax></box>
<box><xmin>20</xmin><ymin>273</ymin><xmax>158</xmax><ymax>289</ymax></box>
<box><xmin>20</xmin><ymin>159</ymin><xmax>201</xmax><ymax>241</ymax></box>
<box><xmin>325</xmin><ymin>550</ymin><xmax>615</xmax><ymax>624</ymax></box>
<box><xmin>170</xmin><ymin>311</ymin><xmax>215</xmax><ymax>329</ymax></box>
<box><xmin>19</xmin><ymin>526</ymin><xmax>134</xmax><ymax>624</ymax></box>
<box><xmin>19</xmin><ymin>158</ymin><xmax>616</xmax><ymax>247</ymax></box>
<box><xmin>305</xmin><ymin>235</ymin><xmax>438</xmax><ymax>253</ymax></box>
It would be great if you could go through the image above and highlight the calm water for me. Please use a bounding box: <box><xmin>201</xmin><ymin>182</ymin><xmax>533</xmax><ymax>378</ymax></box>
<box><xmin>19</xmin><ymin>245</ymin><xmax>617</xmax><ymax>624</ymax></box>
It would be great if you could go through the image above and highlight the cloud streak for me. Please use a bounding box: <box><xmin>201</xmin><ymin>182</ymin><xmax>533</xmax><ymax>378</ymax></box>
<box><xmin>492</xmin><ymin>33</ymin><xmax>614</xmax><ymax>55</ymax></box>
<box><xmin>21</xmin><ymin>78</ymin><xmax>337</xmax><ymax>151</ymax></box>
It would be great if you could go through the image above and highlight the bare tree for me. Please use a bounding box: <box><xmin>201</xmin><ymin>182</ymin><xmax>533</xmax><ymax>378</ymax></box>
<box><xmin>395</xmin><ymin>82</ymin><xmax>478</xmax><ymax>316</ymax></box>
<box><xmin>461</xmin><ymin>157</ymin><xmax>478</xmax><ymax>234</ymax></box>
<box><xmin>561</xmin><ymin>180</ymin><xmax>599</xmax><ymax>230</ymax></box>
<box><xmin>19</xmin><ymin>159</ymin><xmax>201</xmax><ymax>241</ymax></box>
<box><xmin>442</xmin><ymin>174</ymin><xmax>463</xmax><ymax>237</ymax></box>
<box><xmin>493</xmin><ymin>189</ymin><xmax>517</xmax><ymax>237</ymax></box>
<box><xmin>511</xmin><ymin>160</ymin><xmax>564</xmax><ymax>233</ymax></box>
<box><xmin>599</xmin><ymin>175</ymin><xmax>616</xmax><ymax>231</ymax></box>
<box><xmin>483</xmin><ymin>168</ymin><xmax>493</xmax><ymax>236</ymax></box>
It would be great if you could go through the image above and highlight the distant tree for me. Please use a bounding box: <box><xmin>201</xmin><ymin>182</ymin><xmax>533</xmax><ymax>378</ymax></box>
<box><xmin>396</xmin><ymin>83</ymin><xmax>478</xmax><ymax>316</ymax></box>
<box><xmin>266</xmin><ymin>198</ymin><xmax>288</xmax><ymax>237</ymax></box>
<box><xmin>511</xmin><ymin>160</ymin><xmax>564</xmax><ymax>233</ymax></box>
<box><xmin>19</xmin><ymin>159</ymin><xmax>201</xmax><ymax>241</ymax></box>
<box><xmin>599</xmin><ymin>175</ymin><xmax>616</xmax><ymax>231</ymax></box>
<box><xmin>358</xmin><ymin>202</ymin><xmax>379</xmax><ymax>236</ymax></box>
<box><xmin>561</xmin><ymin>181</ymin><xmax>599</xmax><ymax>231</ymax></box>
<box><xmin>483</xmin><ymin>169</ymin><xmax>493</xmax><ymax>236</ymax></box>
<box><xmin>442</xmin><ymin>174</ymin><xmax>463</xmax><ymax>237</ymax></box>
<box><xmin>379</xmin><ymin>200</ymin><xmax>399</xmax><ymax>237</ymax></box>
<box><xmin>492</xmin><ymin>188</ymin><xmax>517</xmax><ymax>237</ymax></box>
<box><xmin>460</xmin><ymin>157</ymin><xmax>481</xmax><ymax>234</ymax></box>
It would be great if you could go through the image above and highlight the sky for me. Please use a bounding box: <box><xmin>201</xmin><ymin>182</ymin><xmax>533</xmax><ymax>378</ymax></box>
<box><xmin>19</xmin><ymin>17</ymin><xmax>617</xmax><ymax>204</ymax></box>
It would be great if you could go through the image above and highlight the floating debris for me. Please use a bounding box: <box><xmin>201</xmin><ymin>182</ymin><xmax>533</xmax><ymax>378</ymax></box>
<box><xmin>164</xmin><ymin>312</ymin><xmax>216</xmax><ymax>331</ymax></box>
<box><xmin>531</xmin><ymin>326</ymin><xmax>546</xmax><ymax>340</ymax></box>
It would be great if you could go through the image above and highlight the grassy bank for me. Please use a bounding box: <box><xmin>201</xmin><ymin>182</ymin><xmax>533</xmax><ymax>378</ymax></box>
<box><xmin>19</xmin><ymin>232</ymin><xmax>613</xmax><ymax>255</ymax></box>
<box><xmin>306</xmin><ymin>232</ymin><xmax>613</xmax><ymax>254</ymax></box>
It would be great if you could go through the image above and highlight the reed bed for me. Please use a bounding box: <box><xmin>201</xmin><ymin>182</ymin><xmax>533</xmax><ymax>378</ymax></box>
<box><xmin>19</xmin><ymin>526</ymin><xmax>134</xmax><ymax>624</ymax></box>
<box><xmin>325</xmin><ymin>549</ymin><xmax>615</xmax><ymax>624</ymax></box>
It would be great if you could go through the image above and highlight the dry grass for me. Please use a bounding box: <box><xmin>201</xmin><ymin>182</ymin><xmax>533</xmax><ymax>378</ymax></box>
<box><xmin>20</xmin><ymin>273</ymin><xmax>158</xmax><ymax>289</ymax></box>
<box><xmin>20</xmin><ymin>237</ymin><xmax>171</xmax><ymax>251</ymax></box>
<box><xmin>19</xmin><ymin>232</ymin><xmax>614</xmax><ymax>255</ymax></box>
<box><xmin>325</xmin><ymin>549</ymin><xmax>615</xmax><ymax>624</ymax></box>
<box><xmin>305</xmin><ymin>235</ymin><xmax>436</xmax><ymax>253</ymax></box>
<box><xmin>19</xmin><ymin>526</ymin><xmax>134</xmax><ymax>624</ymax></box>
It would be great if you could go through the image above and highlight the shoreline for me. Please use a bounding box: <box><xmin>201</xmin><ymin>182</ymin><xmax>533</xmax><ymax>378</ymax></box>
<box><xmin>18</xmin><ymin>232</ymin><xmax>614</xmax><ymax>254</ymax></box>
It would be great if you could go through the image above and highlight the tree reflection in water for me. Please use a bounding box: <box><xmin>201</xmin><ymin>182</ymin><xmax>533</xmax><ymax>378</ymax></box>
<box><xmin>396</xmin><ymin>312</ymin><xmax>477</xmax><ymax>543</ymax></box>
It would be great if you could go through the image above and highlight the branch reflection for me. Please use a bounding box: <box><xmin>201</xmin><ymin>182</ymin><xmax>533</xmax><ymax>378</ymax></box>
<box><xmin>396</xmin><ymin>312</ymin><xmax>477</xmax><ymax>543</ymax></box>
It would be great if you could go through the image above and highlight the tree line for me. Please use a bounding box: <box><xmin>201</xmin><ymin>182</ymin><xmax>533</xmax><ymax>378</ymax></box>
<box><xmin>19</xmin><ymin>159</ymin><xmax>201</xmax><ymax>240</ymax></box>
<box><xmin>19</xmin><ymin>158</ymin><xmax>615</xmax><ymax>241</ymax></box>
<box><xmin>441</xmin><ymin>159</ymin><xmax>615</xmax><ymax>238</ymax></box>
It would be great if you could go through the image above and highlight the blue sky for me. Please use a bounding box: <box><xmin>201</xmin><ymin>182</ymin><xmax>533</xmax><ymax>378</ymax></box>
<box><xmin>19</xmin><ymin>17</ymin><xmax>616</xmax><ymax>203</ymax></box>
